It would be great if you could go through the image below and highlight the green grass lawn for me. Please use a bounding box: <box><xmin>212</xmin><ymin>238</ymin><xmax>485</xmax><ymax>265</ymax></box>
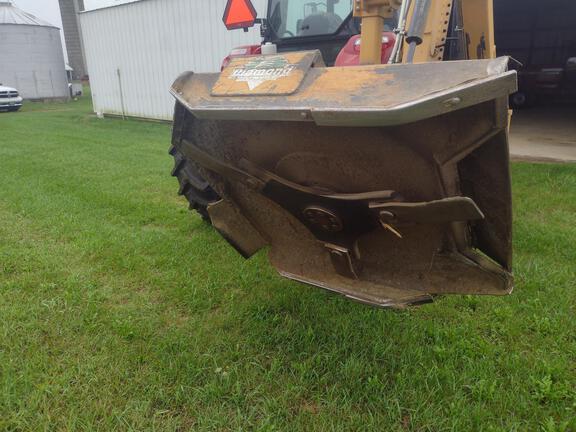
<box><xmin>0</xmin><ymin>93</ymin><xmax>575</xmax><ymax>431</ymax></box>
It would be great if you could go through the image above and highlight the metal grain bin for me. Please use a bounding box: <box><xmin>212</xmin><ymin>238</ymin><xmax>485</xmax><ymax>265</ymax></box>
<box><xmin>0</xmin><ymin>1</ymin><xmax>69</xmax><ymax>100</ymax></box>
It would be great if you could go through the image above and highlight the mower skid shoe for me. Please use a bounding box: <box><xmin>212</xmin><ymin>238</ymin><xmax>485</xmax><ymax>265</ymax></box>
<box><xmin>170</xmin><ymin>51</ymin><xmax>518</xmax><ymax>309</ymax></box>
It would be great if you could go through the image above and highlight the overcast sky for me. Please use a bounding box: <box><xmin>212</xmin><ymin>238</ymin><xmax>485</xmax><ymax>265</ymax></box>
<box><xmin>13</xmin><ymin>0</ymin><xmax>63</xmax><ymax>28</ymax></box>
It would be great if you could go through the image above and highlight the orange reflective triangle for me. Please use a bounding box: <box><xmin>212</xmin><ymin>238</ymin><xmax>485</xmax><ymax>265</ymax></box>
<box><xmin>223</xmin><ymin>0</ymin><xmax>257</xmax><ymax>30</ymax></box>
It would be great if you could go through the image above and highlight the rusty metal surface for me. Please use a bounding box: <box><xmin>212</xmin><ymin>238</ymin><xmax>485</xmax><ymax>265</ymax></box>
<box><xmin>172</xmin><ymin>53</ymin><xmax>516</xmax><ymax>127</ymax></box>
<box><xmin>170</xmin><ymin>57</ymin><xmax>516</xmax><ymax>308</ymax></box>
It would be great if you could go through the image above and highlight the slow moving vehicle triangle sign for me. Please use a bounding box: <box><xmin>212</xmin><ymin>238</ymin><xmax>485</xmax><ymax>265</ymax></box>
<box><xmin>223</xmin><ymin>0</ymin><xmax>257</xmax><ymax>30</ymax></box>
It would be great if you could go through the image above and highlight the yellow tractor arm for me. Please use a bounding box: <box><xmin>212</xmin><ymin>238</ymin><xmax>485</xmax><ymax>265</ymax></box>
<box><xmin>353</xmin><ymin>0</ymin><xmax>497</xmax><ymax>64</ymax></box>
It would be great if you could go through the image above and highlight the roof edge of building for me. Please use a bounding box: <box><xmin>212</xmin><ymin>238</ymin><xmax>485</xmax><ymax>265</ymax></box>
<box><xmin>0</xmin><ymin>2</ymin><xmax>60</xmax><ymax>28</ymax></box>
<box><xmin>79</xmin><ymin>0</ymin><xmax>146</xmax><ymax>15</ymax></box>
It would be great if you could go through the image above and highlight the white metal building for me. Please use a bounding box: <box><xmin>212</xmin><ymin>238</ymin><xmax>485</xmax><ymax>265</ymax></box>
<box><xmin>0</xmin><ymin>1</ymin><xmax>69</xmax><ymax>100</ymax></box>
<box><xmin>80</xmin><ymin>0</ymin><xmax>267</xmax><ymax>120</ymax></box>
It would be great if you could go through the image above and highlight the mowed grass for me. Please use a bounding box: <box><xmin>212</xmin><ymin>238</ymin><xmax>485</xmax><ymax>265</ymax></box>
<box><xmin>0</xmin><ymin>93</ymin><xmax>575</xmax><ymax>432</ymax></box>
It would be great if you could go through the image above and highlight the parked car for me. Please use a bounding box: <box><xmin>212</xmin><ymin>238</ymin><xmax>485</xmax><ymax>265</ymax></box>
<box><xmin>511</xmin><ymin>57</ymin><xmax>576</xmax><ymax>108</ymax></box>
<box><xmin>0</xmin><ymin>84</ymin><xmax>23</xmax><ymax>112</ymax></box>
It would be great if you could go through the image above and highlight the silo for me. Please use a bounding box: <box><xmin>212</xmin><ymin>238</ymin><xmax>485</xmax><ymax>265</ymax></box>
<box><xmin>0</xmin><ymin>1</ymin><xmax>69</xmax><ymax>100</ymax></box>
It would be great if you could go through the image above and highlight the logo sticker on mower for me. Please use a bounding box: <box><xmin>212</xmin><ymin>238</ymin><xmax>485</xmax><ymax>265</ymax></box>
<box><xmin>212</xmin><ymin>51</ymin><xmax>319</xmax><ymax>96</ymax></box>
<box><xmin>230</xmin><ymin>56</ymin><xmax>296</xmax><ymax>90</ymax></box>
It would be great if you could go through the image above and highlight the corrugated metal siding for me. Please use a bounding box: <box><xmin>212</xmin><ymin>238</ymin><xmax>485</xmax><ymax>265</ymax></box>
<box><xmin>80</xmin><ymin>0</ymin><xmax>268</xmax><ymax>120</ymax></box>
<box><xmin>0</xmin><ymin>24</ymin><xmax>69</xmax><ymax>99</ymax></box>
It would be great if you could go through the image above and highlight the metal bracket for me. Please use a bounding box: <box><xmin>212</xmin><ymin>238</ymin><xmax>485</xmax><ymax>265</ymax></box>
<box><xmin>353</xmin><ymin>0</ymin><xmax>402</xmax><ymax>18</ymax></box>
<box><xmin>371</xmin><ymin>197</ymin><xmax>484</xmax><ymax>224</ymax></box>
<box><xmin>207</xmin><ymin>200</ymin><xmax>267</xmax><ymax>259</ymax></box>
<box><xmin>325</xmin><ymin>243</ymin><xmax>362</xmax><ymax>279</ymax></box>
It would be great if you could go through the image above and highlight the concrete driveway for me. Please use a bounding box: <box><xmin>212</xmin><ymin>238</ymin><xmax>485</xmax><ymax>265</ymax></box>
<box><xmin>509</xmin><ymin>106</ymin><xmax>576</xmax><ymax>163</ymax></box>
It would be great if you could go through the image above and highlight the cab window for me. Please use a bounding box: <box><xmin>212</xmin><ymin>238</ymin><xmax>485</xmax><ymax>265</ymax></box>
<box><xmin>268</xmin><ymin>0</ymin><xmax>353</xmax><ymax>38</ymax></box>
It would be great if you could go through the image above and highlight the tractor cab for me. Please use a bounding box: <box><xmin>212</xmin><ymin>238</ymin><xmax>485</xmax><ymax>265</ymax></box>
<box><xmin>265</xmin><ymin>0</ymin><xmax>402</xmax><ymax>65</ymax></box>
<box><xmin>263</xmin><ymin>0</ymin><xmax>396</xmax><ymax>65</ymax></box>
<box><xmin>224</xmin><ymin>0</ymin><xmax>470</xmax><ymax>67</ymax></box>
<box><xmin>224</xmin><ymin>0</ymin><xmax>397</xmax><ymax>66</ymax></box>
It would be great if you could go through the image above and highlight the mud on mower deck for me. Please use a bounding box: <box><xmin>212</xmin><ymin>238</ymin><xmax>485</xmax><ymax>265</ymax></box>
<box><xmin>170</xmin><ymin>51</ymin><xmax>517</xmax><ymax>308</ymax></box>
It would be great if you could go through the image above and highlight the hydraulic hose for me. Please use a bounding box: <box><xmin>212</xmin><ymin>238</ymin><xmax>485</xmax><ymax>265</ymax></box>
<box><xmin>388</xmin><ymin>0</ymin><xmax>412</xmax><ymax>64</ymax></box>
<box><xmin>405</xmin><ymin>0</ymin><xmax>432</xmax><ymax>63</ymax></box>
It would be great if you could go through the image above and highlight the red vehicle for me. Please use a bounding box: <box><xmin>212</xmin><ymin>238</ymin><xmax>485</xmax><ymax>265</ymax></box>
<box><xmin>220</xmin><ymin>0</ymin><xmax>468</xmax><ymax>69</ymax></box>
